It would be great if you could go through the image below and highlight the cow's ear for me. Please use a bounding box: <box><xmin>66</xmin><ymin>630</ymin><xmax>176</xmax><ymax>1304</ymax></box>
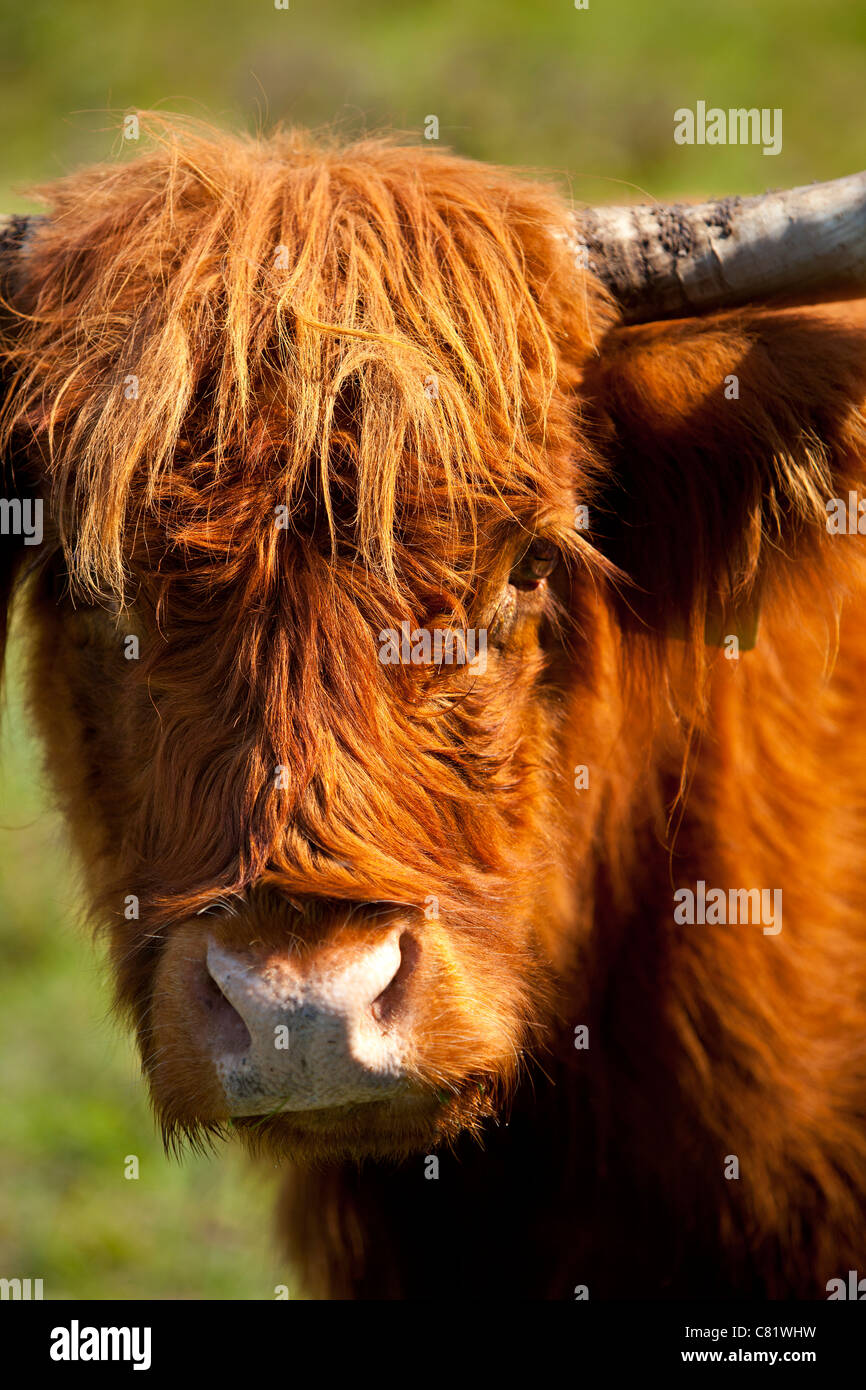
<box><xmin>0</xmin><ymin>217</ymin><xmax>35</xmax><ymax>685</ymax></box>
<box><xmin>0</xmin><ymin>453</ymin><xmax>32</xmax><ymax>686</ymax></box>
<box><xmin>583</xmin><ymin>303</ymin><xmax>866</xmax><ymax>647</ymax></box>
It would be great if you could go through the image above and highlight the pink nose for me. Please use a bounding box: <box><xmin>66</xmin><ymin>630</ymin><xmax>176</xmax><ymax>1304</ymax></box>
<box><xmin>203</xmin><ymin>930</ymin><xmax>414</xmax><ymax>1115</ymax></box>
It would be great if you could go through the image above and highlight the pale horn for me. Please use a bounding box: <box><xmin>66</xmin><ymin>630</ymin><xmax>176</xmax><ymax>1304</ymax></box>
<box><xmin>574</xmin><ymin>171</ymin><xmax>866</xmax><ymax>322</ymax></box>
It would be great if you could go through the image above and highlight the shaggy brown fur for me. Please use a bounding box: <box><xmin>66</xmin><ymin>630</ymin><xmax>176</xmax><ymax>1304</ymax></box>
<box><xmin>2</xmin><ymin>117</ymin><xmax>866</xmax><ymax>1298</ymax></box>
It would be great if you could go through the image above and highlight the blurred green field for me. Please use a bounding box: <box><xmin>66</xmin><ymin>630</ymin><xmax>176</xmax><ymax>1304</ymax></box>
<box><xmin>0</xmin><ymin>631</ymin><xmax>285</xmax><ymax>1298</ymax></box>
<box><xmin>2</xmin><ymin>0</ymin><xmax>866</xmax><ymax>211</ymax></box>
<box><xmin>1</xmin><ymin>0</ymin><xmax>865</xmax><ymax>1301</ymax></box>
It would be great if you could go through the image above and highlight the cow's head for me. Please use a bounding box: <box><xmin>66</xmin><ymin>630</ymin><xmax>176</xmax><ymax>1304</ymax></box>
<box><xmin>2</xmin><ymin>121</ymin><xmax>865</xmax><ymax>1161</ymax></box>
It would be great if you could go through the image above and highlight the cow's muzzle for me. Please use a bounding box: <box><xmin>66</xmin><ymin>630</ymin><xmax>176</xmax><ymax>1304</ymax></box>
<box><xmin>200</xmin><ymin>929</ymin><xmax>416</xmax><ymax>1115</ymax></box>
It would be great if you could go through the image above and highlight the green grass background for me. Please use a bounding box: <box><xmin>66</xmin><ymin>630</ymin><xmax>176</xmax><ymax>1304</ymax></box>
<box><xmin>1</xmin><ymin>0</ymin><xmax>864</xmax><ymax>1299</ymax></box>
<box><xmin>0</xmin><ymin>636</ymin><xmax>283</xmax><ymax>1298</ymax></box>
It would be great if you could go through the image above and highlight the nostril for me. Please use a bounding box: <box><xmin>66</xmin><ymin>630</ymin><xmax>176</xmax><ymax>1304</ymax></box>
<box><xmin>197</xmin><ymin>961</ymin><xmax>252</xmax><ymax>1056</ymax></box>
<box><xmin>371</xmin><ymin>931</ymin><xmax>419</xmax><ymax>1028</ymax></box>
<box><xmin>198</xmin><ymin>932</ymin><xmax>415</xmax><ymax>1115</ymax></box>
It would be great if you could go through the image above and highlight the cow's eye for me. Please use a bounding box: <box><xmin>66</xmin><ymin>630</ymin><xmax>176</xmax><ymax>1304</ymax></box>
<box><xmin>509</xmin><ymin>539</ymin><xmax>559</xmax><ymax>589</ymax></box>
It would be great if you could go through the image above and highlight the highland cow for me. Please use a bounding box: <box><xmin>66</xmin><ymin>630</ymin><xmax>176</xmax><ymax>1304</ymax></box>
<box><xmin>2</xmin><ymin>119</ymin><xmax>866</xmax><ymax>1299</ymax></box>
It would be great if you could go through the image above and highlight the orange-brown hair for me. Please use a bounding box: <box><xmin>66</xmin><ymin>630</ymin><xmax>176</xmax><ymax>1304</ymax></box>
<box><xmin>3</xmin><ymin>119</ymin><xmax>866</xmax><ymax>1299</ymax></box>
